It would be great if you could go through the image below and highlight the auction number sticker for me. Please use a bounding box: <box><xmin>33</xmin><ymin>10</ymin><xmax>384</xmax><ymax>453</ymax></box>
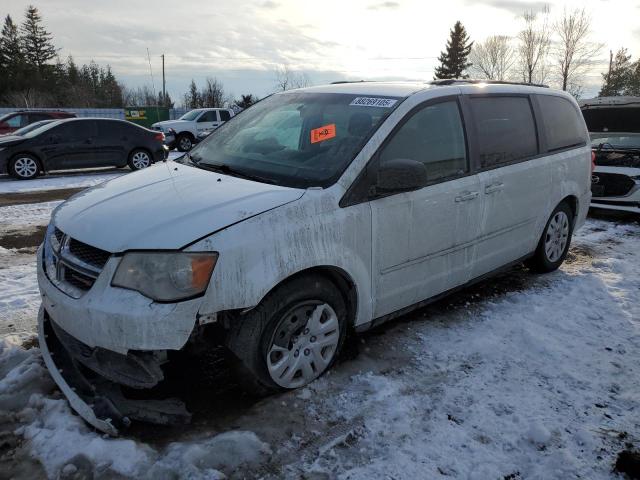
<box><xmin>310</xmin><ymin>124</ymin><xmax>337</xmax><ymax>144</ymax></box>
<box><xmin>350</xmin><ymin>97</ymin><xmax>397</xmax><ymax>108</ymax></box>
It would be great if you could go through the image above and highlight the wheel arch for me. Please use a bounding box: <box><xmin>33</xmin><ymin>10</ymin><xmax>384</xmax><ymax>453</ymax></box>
<box><xmin>559</xmin><ymin>194</ymin><xmax>579</xmax><ymax>224</ymax></box>
<box><xmin>177</xmin><ymin>130</ymin><xmax>195</xmax><ymax>139</ymax></box>
<box><xmin>251</xmin><ymin>265</ymin><xmax>359</xmax><ymax>330</ymax></box>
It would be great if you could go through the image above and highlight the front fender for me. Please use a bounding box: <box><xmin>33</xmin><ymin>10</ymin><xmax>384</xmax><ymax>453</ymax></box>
<box><xmin>189</xmin><ymin>191</ymin><xmax>373</xmax><ymax>327</ymax></box>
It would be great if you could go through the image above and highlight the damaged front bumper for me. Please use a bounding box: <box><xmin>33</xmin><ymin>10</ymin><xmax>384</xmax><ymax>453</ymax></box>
<box><xmin>38</xmin><ymin>306</ymin><xmax>191</xmax><ymax>436</ymax></box>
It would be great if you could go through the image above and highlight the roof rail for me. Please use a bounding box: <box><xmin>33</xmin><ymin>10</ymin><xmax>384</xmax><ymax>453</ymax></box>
<box><xmin>330</xmin><ymin>80</ymin><xmax>371</xmax><ymax>85</ymax></box>
<box><xmin>429</xmin><ymin>79</ymin><xmax>549</xmax><ymax>88</ymax></box>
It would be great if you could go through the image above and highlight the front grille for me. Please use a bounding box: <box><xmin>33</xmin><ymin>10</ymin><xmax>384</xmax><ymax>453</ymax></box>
<box><xmin>591</xmin><ymin>172</ymin><xmax>636</xmax><ymax>197</ymax></box>
<box><xmin>68</xmin><ymin>238</ymin><xmax>111</xmax><ymax>269</ymax></box>
<box><xmin>44</xmin><ymin>227</ymin><xmax>111</xmax><ymax>297</ymax></box>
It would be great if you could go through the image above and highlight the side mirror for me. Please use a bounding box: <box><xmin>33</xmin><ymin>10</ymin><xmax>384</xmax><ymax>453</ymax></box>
<box><xmin>375</xmin><ymin>158</ymin><xmax>427</xmax><ymax>193</ymax></box>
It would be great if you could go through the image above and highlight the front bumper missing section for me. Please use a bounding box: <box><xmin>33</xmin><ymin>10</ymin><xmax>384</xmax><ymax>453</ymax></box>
<box><xmin>38</xmin><ymin>306</ymin><xmax>191</xmax><ymax>436</ymax></box>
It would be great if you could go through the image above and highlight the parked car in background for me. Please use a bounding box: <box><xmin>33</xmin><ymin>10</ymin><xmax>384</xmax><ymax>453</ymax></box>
<box><xmin>152</xmin><ymin>107</ymin><xmax>235</xmax><ymax>152</ymax></box>
<box><xmin>10</xmin><ymin>119</ymin><xmax>56</xmax><ymax>136</ymax></box>
<box><xmin>580</xmin><ymin>96</ymin><xmax>640</xmax><ymax>214</ymax></box>
<box><xmin>0</xmin><ymin>118</ymin><xmax>167</xmax><ymax>179</ymax></box>
<box><xmin>37</xmin><ymin>81</ymin><xmax>591</xmax><ymax>435</ymax></box>
<box><xmin>0</xmin><ymin>110</ymin><xmax>76</xmax><ymax>135</ymax></box>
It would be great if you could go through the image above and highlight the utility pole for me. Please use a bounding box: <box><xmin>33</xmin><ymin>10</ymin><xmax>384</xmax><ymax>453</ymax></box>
<box><xmin>161</xmin><ymin>54</ymin><xmax>166</xmax><ymax>106</ymax></box>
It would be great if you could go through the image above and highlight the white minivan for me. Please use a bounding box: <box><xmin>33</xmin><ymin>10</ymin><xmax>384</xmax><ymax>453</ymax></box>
<box><xmin>38</xmin><ymin>81</ymin><xmax>591</xmax><ymax>434</ymax></box>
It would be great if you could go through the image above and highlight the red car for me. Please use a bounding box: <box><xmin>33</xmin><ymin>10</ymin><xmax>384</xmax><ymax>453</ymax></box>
<box><xmin>0</xmin><ymin>110</ymin><xmax>76</xmax><ymax>135</ymax></box>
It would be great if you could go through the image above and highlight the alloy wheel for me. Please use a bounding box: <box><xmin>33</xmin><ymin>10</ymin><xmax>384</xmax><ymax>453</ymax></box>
<box><xmin>179</xmin><ymin>136</ymin><xmax>192</xmax><ymax>151</ymax></box>
<box><xmin>13</xmin><ymin>157</ymin><xmax>38</xmax><ymax>178</ymax></box>
<box><xmin>267</xmin><ymin>301</ymin><xmax>340</xmax><ymax>389</ymax></box>
<box><xmin>131</xmin><ymin>151</ymin><xmax>150</xmax><ymax>169</ymax></box>
<box><xmin>544</xmin><ymin>211</ymin><xmax>570</xmax><ymax>262</ymax></box>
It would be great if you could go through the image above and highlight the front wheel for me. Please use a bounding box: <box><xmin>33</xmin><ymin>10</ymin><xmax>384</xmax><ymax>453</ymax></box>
<box><xmin>9</xmin><ymin>154</ymin><xmax>40</xmax><ymax>180</ymax></box>
<box><xmin>226</xmin><ymin>275</ymin><xmax>348</xmax><ymax>394</ymax></box>
<box><xmin>127</xmin><ymin>149</ymin><xmax>152</xmax><ymax>170</ymax></box>
<box><xmin>176</xmin><ymin>134</ymin><xmax>193</xmax><ymax>152</ymax></box>
<box><xmin>526</xmin><ymin>201</ymin><xmax>574</xmax><ymax>273</ymax></box>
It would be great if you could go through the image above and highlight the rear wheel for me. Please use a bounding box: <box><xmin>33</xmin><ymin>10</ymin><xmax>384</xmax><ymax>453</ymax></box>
<box><xmin>127</xmin><ymin>149</ymin><xmax>151</xmax><ymax>170</ymax></box>
<box><xmin>526</xmin><ymin>201</ymin><xmax>574</xmax><ymax>273</ymax></box>
<box><xmin>9</xmin><ymin>154</ymin><xmax>40</xmax><ymax>180</ymax></box>
<box><xmin>226</xmin><ymin>274</ymin><xmax>348</xmax><ymax>394</ymax></box>
<box><xmin>176</xmin><ymin>134</ymin><xmax>193</xmax><ymax>152</ymax></box>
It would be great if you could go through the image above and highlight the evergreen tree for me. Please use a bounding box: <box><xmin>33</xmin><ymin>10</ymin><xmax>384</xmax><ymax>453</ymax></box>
<box><xmin>434</xmin><ymin>21</ymin><xmax>473</xmax><ymax>79</ymax></box>
<box><xmin>599</xmin><ymin>48</ymin><xmax>632</xmax><ymax>97</ymax></box>
<box><xmin>184</xmin><ymin>79</ymin><xmax>200</xmax><ymax>108</ymax></box>
<box><xmin>20</xmin><ymin>5</ymin><xmax>57</xmax><ymax>72</ymax></box>
<box><xmin>625</xmin><ymin>60</ymin><xmax>640</xmax><ymax>96</ymax></box>
<box><xmin>235</xmin><ymin>94</ymin><xmax>256</xmax><ymax>109</ymax></box>
<box><xmin>0</xmin><ymin>15</ymin><xmax>25</xmax><ymax>92</ymax></box>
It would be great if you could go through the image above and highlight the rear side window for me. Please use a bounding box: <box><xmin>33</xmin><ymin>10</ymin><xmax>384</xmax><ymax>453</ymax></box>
<box><xmin>470</xmin><ymin>96</ymin><xmax>538</xmax><ymax>168</ymax></box>
<box><xmin>219</xmin><ymin>110</ymin><xmax>231</xmax><ymax>121</ymax></box>
<box><xmin>53</xmin><ymin>121</ymin><xmax>98</xmax><ymax>142</ymax></box>
<box><xmin>537</xmin><ymin>95</ymin><xmax>585</xmax><ymax>151</ymax></box>
<box><xmin>379</xmin><ymin>100</ymin><xmax>468</xmax><ymax>183</ymax></box>
<box><xmin>198</xmin><ymin>111</ymin><xmax>218</xmax><ymax>122</ymax></box>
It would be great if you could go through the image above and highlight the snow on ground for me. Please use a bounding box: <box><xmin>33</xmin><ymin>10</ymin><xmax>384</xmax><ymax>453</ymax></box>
<box><xmin>0</xmin><ymin>215</ymin><xmax>638</xmax><ymax>479</ymax></box>
<box><xmin>0</xmin><ymin>151</ymin><xmax>183</xmax><ymax>194</ymax></box>
<box><xmin>0</xmin><ymin>201</ymin><xmax>62</xmax><ymax>231</ymax></box>
<box><xmin>0</xmin><ymin>171</ymin><xmax>125</xmax><ymax>194</ymax></box>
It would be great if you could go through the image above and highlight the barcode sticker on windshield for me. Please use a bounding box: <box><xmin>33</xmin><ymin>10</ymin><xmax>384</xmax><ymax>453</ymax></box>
<box><xmin>350</xmin><ymin>97</ymin><xmax>397</xmax><ymax>108</ymax></box>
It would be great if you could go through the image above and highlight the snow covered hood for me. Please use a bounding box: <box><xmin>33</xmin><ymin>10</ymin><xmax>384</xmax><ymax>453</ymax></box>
<box><xmin>51</xmin><ymin>162</ymin><xmax>304</xmax><ymax>252</ymax></box>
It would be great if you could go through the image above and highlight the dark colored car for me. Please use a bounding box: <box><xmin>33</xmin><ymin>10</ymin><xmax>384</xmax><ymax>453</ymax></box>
<box><xmin>0</xmin><ymin>110</ymin><xmax>76</xmax><ymax>135</ymax></box>
<box><xmin>0</xmin><ymin>118</ymin><xmax>167</xmax><ymax>180</ymax></box>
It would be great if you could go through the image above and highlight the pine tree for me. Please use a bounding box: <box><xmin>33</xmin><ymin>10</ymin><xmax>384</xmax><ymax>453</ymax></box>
<box><xmin>235</xmin><ymin>94</ymin><xmax>256</xmax><ymax>109</ymax></box>
<box><xmin>0</xmin><ymin>15</ymin><xmax>25</xmax><ymax>93</ymax></box>
<box><xmin>184</xmin><ymin>79</ymin><xmax>200</xmax><ymax>108</ymax></box>
<box><xmin>624</xmin><ymin>60</ymin><xmax>640</xmax><ymax>96</ymax></box>
<box><xmin>434</xmin><ymin>21</ymin><xmax>473</xmax><ymax>80</ymax></box>
<box><xmin>20</xmin><ymin>5</ymin><xmax>57</xmax><ymax>72</ymax></box>
<box><xmin>599</xmin><ymin>48</ymin><xmax>632</xmax><ymax>97</ymax></box>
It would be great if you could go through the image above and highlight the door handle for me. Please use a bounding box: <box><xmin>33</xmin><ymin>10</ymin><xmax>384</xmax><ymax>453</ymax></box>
<box><xmin>485</xmin><ymin>183</ymin><xmax>504</xmax><ymax>194</ymax></box>
<box><xmin>455</xmin><ymin>191</ymin><xmax>479</xmax><ymax>202</ymax></box>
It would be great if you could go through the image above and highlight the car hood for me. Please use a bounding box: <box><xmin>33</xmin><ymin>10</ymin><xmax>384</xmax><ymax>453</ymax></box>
<box><xmin>52</xmin><ymin>162</ymin><xmax>305</xmax><ymax>252</ymax></box>
<box><xmin>0</xmin><ymin>135</ymin><xmax>25</xmax><ymax>146</ymax></box>
<box><xmin>152</xmin><ymin>120</ymin><xmax>188</xmax><ymax>129</ymax></box>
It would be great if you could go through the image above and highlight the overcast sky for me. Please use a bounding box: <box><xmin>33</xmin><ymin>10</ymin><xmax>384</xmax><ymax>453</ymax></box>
<box><xmin>3</xmin><ymin>0</ymin><xmax>640</xmax><ymax>103</ymax></box>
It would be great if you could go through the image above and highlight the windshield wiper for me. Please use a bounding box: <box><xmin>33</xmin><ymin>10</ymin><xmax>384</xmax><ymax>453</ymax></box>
<box><xmin>196</xmin><ymin>163</ymin><xmax>278</xmax><ymax>185</ymax></box>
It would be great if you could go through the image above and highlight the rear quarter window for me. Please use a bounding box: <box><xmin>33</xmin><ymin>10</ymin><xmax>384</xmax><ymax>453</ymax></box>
<box><xmin>537</xmin><ymin>95</ymin><xmax>586</xmax><ymax>151</ymax></box>
<box><xmin>469</xmin><ymin>96</ymin><xmax>538</xmax><ymax>169</ymax></box>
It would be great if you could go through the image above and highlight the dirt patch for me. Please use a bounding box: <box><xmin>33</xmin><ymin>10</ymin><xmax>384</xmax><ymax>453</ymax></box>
<box><xmin>0</xmin><ymin>187</ymin><xmax>83</xmax><ymax>207</ymax></box>
<box><xmin>0</xmin><ymin>225</ymin><xmax>46</xmax><ymax>249</ymax></box>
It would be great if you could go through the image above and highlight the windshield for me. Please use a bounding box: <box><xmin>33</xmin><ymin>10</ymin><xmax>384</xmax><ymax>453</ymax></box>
<box><xmin>590</xmin><ymin>132</ymin><xmax>640</xmax><ymax>149</ymax></box>
<box><xmin>13</xmin><ymin>120</ymin><xmax>54</xmax><ymax>136</ymax></box>
<box><xmin>190</xmin><ymin>92</ymin><xmax>401</xmax><ymax>188</ymax></box>
<box><xmin>179</xmin><ymin>110</ymin><xmax>203</xmax><ymax>121</ymax></box>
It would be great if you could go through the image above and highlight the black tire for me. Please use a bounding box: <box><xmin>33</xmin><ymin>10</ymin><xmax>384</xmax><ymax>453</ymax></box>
<box><xmin>226</xmin><ymin>274</ymin><xmax>348</xmax><ymax>395</ymax></box>
<box><xmin>127</xmin><ymin>149</ymin><xmax>152</xmax><ymax>171</ymax></box>
<box><xmin>176</xmin><ymin>133</ymin><xmax>193</xmax><ymax>152</ymax></box>
<box><xmin>8</xmin><ymin>154</ymin><xmax>40</xmax><ymax>180</ymax></box>
<box><xmin>526</xmin><ymin>201</ymin><xmax>574</xmax><ymax>273</ymax></box>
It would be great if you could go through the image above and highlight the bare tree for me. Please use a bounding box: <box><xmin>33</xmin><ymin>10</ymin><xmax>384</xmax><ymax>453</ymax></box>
<box><xmin>274</xmin><ymin>64</ymin><xmax>310</xmax><ymax>91</ymax></box>
<box><xmin>516</xmin><ymin>8</ymin><xmax>551</xmax><ymax>84</ymax></box>
<box><xmin>200</xmin><ymin>77</ymin><xmax>225</xmax><ymax>107</ymax></box>
<box><xmin>469</xmin><ymin>35</ymin><xmax>515</xmax><ymax>80</ymax></box>
<box><xmin>553</xmin><ymin>8</ymin><xmax>602</xmax><ymax>91</ymax></box>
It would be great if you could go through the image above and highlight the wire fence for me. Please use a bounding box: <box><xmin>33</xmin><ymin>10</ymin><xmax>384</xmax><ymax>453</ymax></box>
<box><xmin>0</xmin><ymin>107</ymin><xmax>190</xmax><ymax>120</ymax></box>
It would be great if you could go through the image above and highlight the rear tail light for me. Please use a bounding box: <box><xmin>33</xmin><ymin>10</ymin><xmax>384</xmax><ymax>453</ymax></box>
<box><xmin>591</xmin><ymin>151</ymin><xmax>596</xmax><ymax>173</ymax></box>
<box><xmin>154</xmin><ymin>132</ymin><xmax>165</xmax><ymax>142</ymax></box>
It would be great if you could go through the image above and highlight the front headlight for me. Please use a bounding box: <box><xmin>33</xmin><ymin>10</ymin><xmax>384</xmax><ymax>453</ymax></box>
<box><xmin>112</xmin><ymin>252</ymin><xmax>218</xmax><ymax>302</ymax></box>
